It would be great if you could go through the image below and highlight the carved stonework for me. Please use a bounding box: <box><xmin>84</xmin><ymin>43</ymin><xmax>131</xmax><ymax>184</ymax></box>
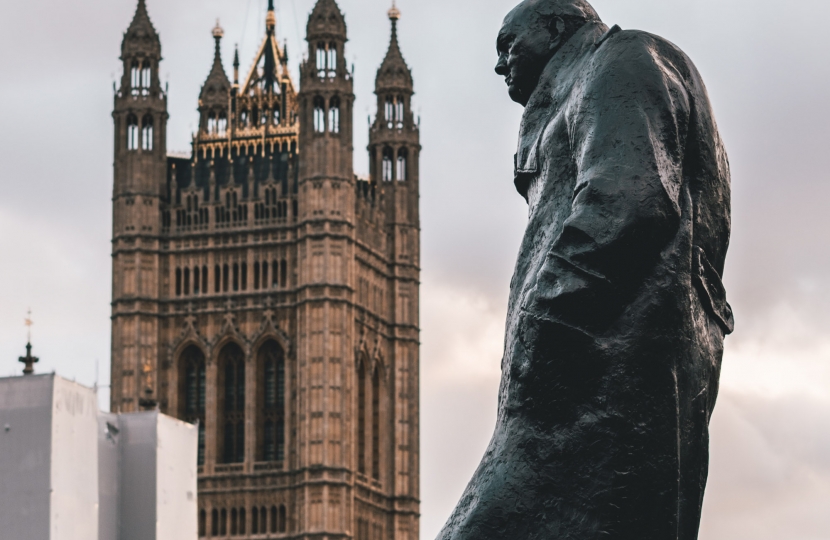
<box><xmin>110</xmin><ymin>1</ymin><xmax>420</xmax><ymax>539</ymax></box>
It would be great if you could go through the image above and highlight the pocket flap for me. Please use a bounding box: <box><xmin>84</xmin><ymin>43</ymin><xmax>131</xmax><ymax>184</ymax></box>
<box><xmin>693</xmin><ymin>246</ymin><xmax>734</xmax><ymax>334</ymax></box>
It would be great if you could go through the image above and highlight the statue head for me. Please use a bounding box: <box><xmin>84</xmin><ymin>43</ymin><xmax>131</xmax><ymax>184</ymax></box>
<box><xmin>495</xmin><ymin>0</ymin><xmax>601</xmax><ymax>106</ymax></box>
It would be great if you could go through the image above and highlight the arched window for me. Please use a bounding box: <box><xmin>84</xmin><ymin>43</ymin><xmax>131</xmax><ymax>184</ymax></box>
<box><xmin>130</xmin><ymin>61</ymin><xmax>140</xmax><ymax>95</ymax></box>
<box><xmin>262</xmin><ymin>261</ymin><xmax>269</xmax><ymax>289</ymax></box>
<box><xmin>260</xmin><ymin>507</ymin><xmax>268</xmax><ymax>534</ymax></box>
<box><xmin>231</xmin><ymin>508</ymin><xmax>238</xmax><ymax>535</ymax></box>
<box><xmin>202</xmin><ymin>266</ymin><xmax>208</xmax><ymax>295</ymax></box>
<box><xmin>270</xmin><ymin>506</ymin><xmax>278</xmax><ymax>534</ymax></box>
<box><xmin>193</xmin><ymin>267</ymin><xmax>200</xmax><ymax>295</ymax></box>
<box><xmin>219</xmin><ymin>343</ymin><xmax>245</xmax><ymax>464</ymax></box>
<box><xmin>396</xmin><ymin>95</ymin><xmax>405</xmax><ymax>129</ymax></box>
<box><xmin>273</xmin><ymin>106</ymin><xmax>281</xmax><ymax>126</ymax></box>
<box><xmin>240</xmin><ymin>109</ymin><xmax>249</xmax><ymax>127</ymax></box>
<box><xmin>261</xmin><ymin>108</ymin><xmax>268</xmax><ymax>125</ymax></box>
<box><xmin>327</xmin><ymin>42</ymin><xmax>338</xmax><ymax>77</ymax></box>
<box><xmin>280</xmin><ymin>259</ymin><xmax>288</xmax><ymax>288</ymax></box>
<box><xmin>251</xmin><ymin>506</ymin><xmax>259</xmax><ymax>534</ymax></box>
<box><xmin>232</xmin><ymin>263</ymin><xmax>240</xmax><ymax>292</ymax></box>
<box><xmin>199</xmin><ymin>510</ymin><xmax>206</xmax><ymax>537</ymax></box>
<box><xmin>183</xmin><ymin>267</ymin><xmax>190</xmax><ymax>295</ymax></box>
<box><xmin>372</xmin><ymin>366</ymin><xmax>381</xmax><ymax>480</ymax></box>
<box><xmin>241</xmin><ymin>262</ymin><xmax>248</xmax><ymax>291</ymax></box>
<box><xmin>385</xmin><ymin>96</ymin><xmax>394</xmax><ymax>128</ymax></box>
<box><xmin>218</xmin><ymin>112</ymin><xmax>227</xmax><ymax>135</ymax></box>
<box><xmin>397</xmin><ymin>148</ymin><xmax>407</xmax><ymax>181</ymax></box>
<box><xmin>279</xmin><ymin>505</ymin><xmax>287</xmax><ymax>533</ymax></box>
<box><xmin>357</xmin><ymin>358</ymin><xmax>367</xmax><ymax>475</ymax></box>
<box><xmin>214</xmin><ymin>264</ymin><xmax>221</xmax><ymax>293</ymax></box>
<box><xmin>211</xmin><ymin>509</ymin><xmax>219</xmax><ymax>536</ymax></box>
<box><xmin>239</xmin><ymin>508</ymin><xmax>246</xmax><ymax>535</ymax></box>
<box><xmin>207</xmin><ymin>111</ymin><xmax>217</xmax><ymax>134</ymax></box>
<box><xmin>220</xmin><ymin>509</ymin><xmax>227</xmax><ymax>536</ymax></box>
<box><xmin>316</xmin><ymin>43</ymin><xmax>326</xmax><ymax>77</ymax></box>
<box><xmin>127</xmin><ymin>115</ymin><xmax>139</xmax><ymax>151</ymax></box>
<box><xmin>313</xmin><ymin>96</ymin><xmax>326</xmax><ymax>133</ymax></box>
<box><xmin>179</xmin><ymin>346</ymin><xmax>206</xmax><ymax>465</ymax></box>
<box><xmin>141</xmin><ymin>62</ymin><xmax>151</xmax><ymax>94</ymax></box>
<box><xmin>223</xmin><ymin>264</ymin><xmax>229</xmax><ymax>292</ymax></box>
<box><xmin>141</xmin><ymin>115</ymin><xmax>154</xmax><ymax>151</ymax></box>
<box><xmin>382</xmin><ymin>147</ymin><xmax>394</xmax><ymax>181</ymax></box>
<box><xmin>329</xmin><ymin>97</ymin><xmax>340</xmax><ymax>134</ymax></box>
<box><xmin>254</xmin><ymin>262</ymin><xmax>261</xmax><ymax>290</ymax></box>
<box><xmin>175</xmin><ymin>268</ymin><xmax>182</xmax><ymax>296</ymax></box>
<box><xmin>258</xmin><ymin>340</ymin><xmax>285</xmax><ymax>462</ymax></box>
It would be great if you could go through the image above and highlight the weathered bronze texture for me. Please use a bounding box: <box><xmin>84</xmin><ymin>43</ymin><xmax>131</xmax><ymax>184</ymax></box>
<box><xmin>438</xmin><ymin>1</ymin><xmax>733</xmax><ymax>538</ymax></box>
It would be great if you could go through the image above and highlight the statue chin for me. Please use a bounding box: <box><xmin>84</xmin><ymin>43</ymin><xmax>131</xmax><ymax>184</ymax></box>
<box><xmin>507</xmin><ymin>84</ymin><xmax>526</xmax><ymax>105</ymax></box>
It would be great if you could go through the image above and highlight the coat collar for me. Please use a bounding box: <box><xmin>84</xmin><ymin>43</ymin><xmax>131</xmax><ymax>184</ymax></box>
<box><xmin>514</xmin><ymin>22</ymin><xmax>609</xmax><ymax>197</ymax></box>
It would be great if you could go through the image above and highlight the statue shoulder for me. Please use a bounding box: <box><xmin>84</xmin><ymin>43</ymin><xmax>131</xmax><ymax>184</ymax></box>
<box><xmin>585</xmin><ymin>28</ymin><xmax>699</xmax><ymax>97</ymax></box>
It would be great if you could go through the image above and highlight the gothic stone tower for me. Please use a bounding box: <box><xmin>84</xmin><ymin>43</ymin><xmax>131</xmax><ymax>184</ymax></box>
<box><xmin>109</xmin><ymin>2</ymin><xmax>420</xmax><ymax>539</ymax></box>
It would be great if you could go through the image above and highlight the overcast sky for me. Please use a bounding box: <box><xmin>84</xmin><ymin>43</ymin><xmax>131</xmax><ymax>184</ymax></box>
<box><xmin>1</xmin><ymin>0</ymin><xmax>829</xmax><ymax>538</ymax></box>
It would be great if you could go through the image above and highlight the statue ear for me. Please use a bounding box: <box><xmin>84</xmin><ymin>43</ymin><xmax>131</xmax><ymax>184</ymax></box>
<box><xmin>548</xmin><ymin>16</ymin><xmax>567</xmax><ymax>50</ymax></box>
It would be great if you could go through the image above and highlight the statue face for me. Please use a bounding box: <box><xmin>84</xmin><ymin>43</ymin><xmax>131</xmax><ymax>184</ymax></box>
<box><xmin>495</xmin><ymin>4</ymin><xmax>566</xmax><ymax>106</ymax></box>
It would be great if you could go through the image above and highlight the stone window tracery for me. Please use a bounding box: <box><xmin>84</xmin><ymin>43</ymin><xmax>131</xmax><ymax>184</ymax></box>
<box><xmin>313</xmin><ymin>96</ymin><xmax>326</xmax><ymax>133</ymax></box>
<box><xmin>258</xmin><ymin>340</ymin><xmax>285</xmax><ymax>462</ymax></box>
<box><xmin>141</xmin><ymin>115</ymin><xmax>153</xmax><ymax>151</ymax></box>
<box><xmin>127</xmin><ymin>114</ymin><xmax>139</xmax><ymax>151</ymax></box>
<box><xmin>179</xmin><ymin>346</ymin><xmax>206</xmax><ymax>465</ymax></box>
<box><xmin>130</xmin><ymin>61</ymin><xmax>141</xmax><ymax>96</ymax></box>
<box><xmin>141</xmin><ymin>63</ymin><xmax>151</xmax><ymax>96</ymax></box>
<box><xmin>372</xmin><ymin>366</ymin><xmax>380</xmax><ymax>480</ymax></box>
<box><xmin>327</xmin><ymin>42</ymin><xmax>338</xmax><ymax>78</ymax></box>
<box><xmin>219</xmin><ymin>343</ymin><xmax>246</xmax><ymax>464</ymax></box>
<box><xmin>397</xmin><ymin>148</ymin><xmax>407</xmax><ymax>181</ymax></box>
<box><xmin>382</xmin><ymin>147</ymin><xmax>394</xmax><ymax>181</ymax></box>
<box><xmin>329</xmin><ymin>96</ymin><xmax>341</xmax><ymax>134</ymax></box>
<box><xmin>316</xmin><ymin>43</ymin><xmax>326</xmax><ymax>78</ymax></box>
<box><xmin>357</xmin><ymin>357</ymin><xmax>367</xmax><ymax>474</ymax></box>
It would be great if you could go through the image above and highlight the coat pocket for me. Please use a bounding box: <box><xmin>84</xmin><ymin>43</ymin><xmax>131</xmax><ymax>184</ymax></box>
<box><xmin>693</xmin><ymin>246</ymin><xmax>734</xmax><ymax>334</ymax></box>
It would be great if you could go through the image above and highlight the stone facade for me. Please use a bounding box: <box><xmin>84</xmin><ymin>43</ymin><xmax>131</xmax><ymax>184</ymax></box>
<box><xmin>109</xmin><ymin>1</ymin><xmax>420</xmax><ymax>539</ymax></box>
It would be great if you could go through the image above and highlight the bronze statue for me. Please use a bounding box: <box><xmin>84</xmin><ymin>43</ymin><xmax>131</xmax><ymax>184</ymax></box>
<box><xmin>438</xmin><ymin>1</ymin><xmax>733</xmax><ymax>538</ymax></box>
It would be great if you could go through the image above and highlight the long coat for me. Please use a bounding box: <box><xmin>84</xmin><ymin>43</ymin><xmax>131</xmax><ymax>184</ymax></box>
<box><xmin>438</xmin><ymin>21</ymin><xmax>733</xmax><ymax>540</ymax></box>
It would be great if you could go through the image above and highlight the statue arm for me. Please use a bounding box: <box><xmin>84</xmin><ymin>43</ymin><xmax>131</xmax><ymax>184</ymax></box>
<box><xmin>530</xmin><ymin>41</ymin><xmax>691</xmax><ymax>333</ymax></box>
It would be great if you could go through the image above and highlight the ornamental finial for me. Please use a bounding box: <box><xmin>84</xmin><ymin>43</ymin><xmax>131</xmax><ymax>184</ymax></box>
<box><xmin>388</xmin><ymin>0</ymin><xmax>401</xmax><ymax>21</ymax></box>
<box><xmin>212</xmin><ymin>19</ymin><xmax>224</xmax><ymax>39</ymax></box>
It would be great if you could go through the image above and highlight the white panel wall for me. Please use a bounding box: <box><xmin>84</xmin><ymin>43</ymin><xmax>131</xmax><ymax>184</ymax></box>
<box><xmin>0</xmin><ymin>375</ymin><xmax>54</xmax><ymax>540</ymax></box>
<box><xmin>98</xmin><ymin>413</ymin><xmax>121</xmax><ymax>540</ymax></box>
<box><xmin>0</xmin><ymin>376</ymin><xmax>197</xmax><ymax>540</ymax></box>
<box><xmin>119</xmin><ymin>412</ymin><xmax>158</xmax><ymax>540</ymax></box>
<box><xmin>50</xmin><ymin>377</ymin><xmax>99</xmax><ymax>540</ymax></box>
<box><xmin>156</xmin><ymin>414</ymin><xmax>198</xmax><ymax>540</ymax></box>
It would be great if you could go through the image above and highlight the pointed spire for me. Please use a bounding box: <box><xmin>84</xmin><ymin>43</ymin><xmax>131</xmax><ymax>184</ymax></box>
<box><xmin>200</xmin><ymin>21</ymin><xmax>231</xmax><ymax>102</ymax></box>
<box><xmin>267</xmin><ymin>0</ymin><xmax>276</xmax><ymax>33</ymax></box>
<box><xmin>212</xmin><ymin>20</ymin><xmax>224</xmax><ymax>64</ymax></box>
<box><xmin>122</xmin><ymin>0</ymin><xmax>161</xmax><ymax>58</ymax></box>
<box><xmin>233</xmin><ymin>45</ymin><xmax>240</xmax><ymax>86</ymax></box>
<box><xmin>376</xmin><ymin>1</ymin><xmax>412</xmax><ymax>91</ymax></box>
<box><xmin>307</xmin><ymin>0</ymin><xmax>347</xmax><ymax>40</ymax></box>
